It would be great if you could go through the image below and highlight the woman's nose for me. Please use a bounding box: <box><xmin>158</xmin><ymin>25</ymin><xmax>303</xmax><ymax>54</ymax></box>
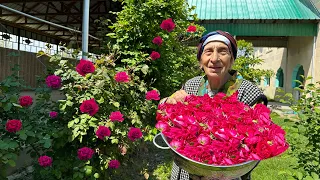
<box><xmin>209</xmin><ymin>51</ymin><xmax>219</xmax><ymax>63</ymax></box>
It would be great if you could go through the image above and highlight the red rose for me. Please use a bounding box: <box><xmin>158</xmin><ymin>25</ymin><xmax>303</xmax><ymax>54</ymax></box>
<box><xmin>152</xmin><ymin>36</ymin><xmax>163</xmax><ymax>46</ymax></box>
<box><xmin>45</xmin><ymin>75</ymin><xmax>62</xmax><ymax>89</ymax></box>
<box><xmin>96</xmin><ymin>126</ymin><xmax>111</xmax><ymax>140</ymax></box>
<box><xmin>187</xmin><ymin>25</ymin><xmax>197</xmax><ymax>33</ymax></box>
<box><xmin>109</xmin><ymin>111</ymin><xmax>124</xmax><ymax>122</ymax></box>
<box><xmin>6</xmin><ymin>119</ymin><xmax>22</xmax><ymax>133</ymax></box>
<box><xmin>108</xmin><ymin>159</ymin><xmax>120</xmax><ymax>169</ymax></box>
<box><xmin>150</xmin><ymin>51</ymin><xmax>160</xmax><ymax>60</ymax></box>
<box><xmin>76</xmin><ymin>59</ymin><xmax>95</xmax><ymax>76</ymax></box>
<box><xmin>146</xmin><ymin>90</ymin><xmax>160</xmax><ymax>100</ymax></box>
<box><xmin>160</xmin><ymin>18</ymin><xmax>175</xmax><ymax>32</ymax></box>
<box><xmin>49</xmin><ymin>111</ymin><xmax>58</xmax><ymax>119</ymax></box>
<box><xmin>38</xmin><ymin>156</ymin><xmax>53</xmax><ymax>167</ymax></box>
<box><xmin>77</xmin><ymin>147</ymin><xmax>95</xmax><ymax>161</ymax></box>
<box><xmin>114</xmin><ymin>72</ymin><xmax>130</xmax><ymax>83</ymax></box>
<box><xmin>80</xmin><ymin>98</ymin><xmax>99</xmax><ymax>116</ymax></box>
<box><xmin>128</xmin><ymin>127</ymin><xmax>143</xmax><ymax>141</ymax></box>
<box><xmin>19</xmin><ymin>96</ymin><xmax>33</xmax><ymax>107</ymax></box>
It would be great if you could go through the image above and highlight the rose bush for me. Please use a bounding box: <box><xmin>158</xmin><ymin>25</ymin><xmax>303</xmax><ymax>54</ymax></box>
<box><xmin>0</xmin><ymin>65</ymin><xmax>64</xmax><ymax>178</ymax></box>
<box><xmin>2</xmin><ymin>0</ymin><xmax>207</xmax><ymax>179</ymax></box>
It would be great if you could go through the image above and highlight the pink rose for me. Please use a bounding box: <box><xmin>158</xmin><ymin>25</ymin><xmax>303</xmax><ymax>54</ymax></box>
<box><xmin>109</xmin><ymin>111</ymin><xmax>124</xmax><ymax>122</ymax></box>
<box><xmin>160</xmin><ymin>18</ymin><xmax>175</xmax><ymax>32</ymax></box>
<box><xmin>96</xmin><ymin>126</ymin><xmax>111</xmax><ymax>140</ymax></box>
<box><xmin>45</xmin><ymin>75</ymin><xmax>62</xmax><ymax>89</ymax></box>
<box><xmin>19</xmin><ymin>96</ymin><xmax>33</xmax><ymax>107</ymax></box>
<box><xmin>150</xmin><ymin>51</ymin><xmax>160</xmax><ymax>60</ymax></box>
<box><xmin>152</xmin><ymin>36</ymin><xmax>163</xmax><ymax>46</ymax></box>
<box><xmin>114</xmin><ymin>72</ymin><xmax>130</xmax><ymax>83</ymax></box>
<box><xmin>38</xmin><ymin>156</ymin><xmax>53</xmax><ymax>167</ymax></box>
<box><xmin>6</xmin><ymin>119</ymin><xmax>22</xmax><ymax>133</ymax></box>
<box><xmin>108</xmin><ymin>159</ymin><xmax>120</xmax><ymax>169</ymax></box>
<box><xmin>128</xmin><ymin>127</ymin><xmax>143</xmax><ymax>141</ymax></box>
<box><xmin>187</xmin><ymin>25</ymin><xmax>197</xmax><ymax>33</ymax></box>
<box><xmin>146</xmin><ymin>90</ymin><xmax>160</xmax><ymax>100</ymax></box>
<box><xmin>76</xmin><ymin>59</ymin><xmax>95</xmax><ymax>76</ymax></box>
<box><xmin>77</xmin><ymin>147</ymin><xmax>95</xmax><ymax>161</ymax></box>
<box><xmin>49</xmin><ymin>111</ymin><xmax>58</xmax><ymax>119</ymax></box>
<box><xmin>80</xmin><ymin>98</ymin><xmax>99</xmax><ymax>116</ymax></box>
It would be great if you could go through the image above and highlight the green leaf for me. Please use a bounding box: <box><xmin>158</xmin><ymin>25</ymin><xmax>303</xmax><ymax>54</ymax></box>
<box><xmin>296</xmin><ymin>172</ymin><xmax>303</xmax><ymax>180</ymax></box>
<box><xmin>94</xmin><ymin>173</ymin><xmax>100</xmax><ymax>179</ymax></box>
<box><xmin>66</xmin><ymin>101</ymin><xmax>74</xmax><ymax>106</ymax></box>
<box><xmin>4</xmin><ymin>103</ymin><xmax>12</xmax><ymax>111</ymax></box>
<box><xmin>43</xmin><ymin>139</ymin><xmax>52</xmax><ymax>148</ymax></box>
<box><xmin>19</xmin><ymin>130</ymin><xmax>28</xmax><ymax>140</ymax></box>
<box><xmin>141</xmin><ymin>64</ymin><xmax>149</xmax><ymax>75</ymax></box>
<box><xmin>112</xmin><ymin>101</ymin><xmax>120</xmax><ymax>108</ymax></box>
<box><xmin>97</xmin><ymin>97</ymin><xmax>104</xmax><ymax>104</ymax></box>
<box><xmin>111</xmin><ymin>139</ymin><xmax>119</xmax><ymax>144</ymax></box>
<box><xmin>8</xmin><ymin>141</ymin><xmax>19</xmax><ymax>149</ymax></box>
<box><xmin>68</xmin><ymin>120</ymin><xmax>75</xmax><ymax>128</ymax></box>
<box><xmin>311</xmin><ymin>172</ymin><xmax>319</xmax><ymax>179</ymax></box>
<box><xmin>12</xmin><ymin>103</ymin><xmax>22</xmax><ymax>107</ymax></box>
<box><xmin>26</xmin><ymin>131</ymin><xmax>36</xmax><ymax>137</ymax></box>
<box><xmin>8</xmin><ymin>160</ymin><xmax>16</xmax><ymax>167</ymax></box>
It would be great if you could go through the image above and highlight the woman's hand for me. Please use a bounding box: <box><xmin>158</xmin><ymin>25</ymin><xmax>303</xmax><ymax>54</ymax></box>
<box><xmin>166</xmin><ymin>90</ymin><xmax>188</xmax><ymax>104</ymax></box>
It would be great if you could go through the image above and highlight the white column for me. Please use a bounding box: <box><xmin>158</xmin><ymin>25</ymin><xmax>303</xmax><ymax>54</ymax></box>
<box><xmin>82</xmin><ymin>0</ymin><xmax>90</xmax><ymax>59</ymax></box>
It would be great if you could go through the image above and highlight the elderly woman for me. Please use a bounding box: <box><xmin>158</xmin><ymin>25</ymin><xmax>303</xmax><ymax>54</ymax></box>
<box><xmin>164</xmin><ymin>30</ymin><xmax>268</xmax><ymax>180</ymax></box>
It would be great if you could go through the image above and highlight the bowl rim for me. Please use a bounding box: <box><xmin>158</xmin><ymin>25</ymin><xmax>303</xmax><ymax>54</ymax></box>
<box><xmin>160</xmin><ymin>133</ymin><xmax>258</xmax><ymax>168</ymax></box>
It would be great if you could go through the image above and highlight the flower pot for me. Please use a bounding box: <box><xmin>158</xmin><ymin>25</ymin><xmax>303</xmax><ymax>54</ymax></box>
<box><xmin>153</xmin><ymin>133</ymin><xmax>259</xmax><ymax>180</ymax></box>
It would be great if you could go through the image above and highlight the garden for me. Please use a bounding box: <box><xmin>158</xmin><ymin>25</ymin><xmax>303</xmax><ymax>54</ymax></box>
<box><xmin>1</xmin><ymin>0</ymin><xmax>319</xmax><ymax>180</ymax></box>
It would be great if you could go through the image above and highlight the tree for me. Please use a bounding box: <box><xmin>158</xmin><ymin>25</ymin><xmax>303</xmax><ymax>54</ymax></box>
<box><xmin>232</xmin><ymin>40</ymin><xmax>274</xmax><ymax>83</ymax></box>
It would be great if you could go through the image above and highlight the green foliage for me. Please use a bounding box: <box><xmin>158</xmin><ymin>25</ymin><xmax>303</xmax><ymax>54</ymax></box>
<box><xmin>103</xmin><ymin>0</ymin><xmax>205</xmax><ymax>97</ymax></box>
<box><xmin>276</xmin><ymin>77</ymin><xmax>320</xmax><ymax>179</ymax></box>
<box><xmin>233</xmin><ymin>40</ymin><xmax>274</xmax><ymax>83</ymax></box>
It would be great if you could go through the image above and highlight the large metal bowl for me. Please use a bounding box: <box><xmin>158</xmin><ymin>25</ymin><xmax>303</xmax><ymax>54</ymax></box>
<box><xmin>153</xmin><ymin>133</ymin><xmax>259</xmax><ymax>180</ymax></box>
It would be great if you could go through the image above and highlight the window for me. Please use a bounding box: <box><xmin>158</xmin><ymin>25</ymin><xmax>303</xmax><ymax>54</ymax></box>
<box><xmin>275</xmin><ymin>68</ymin><xmax>284</xmax><ymax>88</ymax></box>
<box><xmin>264</xmin><ymin>76</ymin><xmax>270</xmax><ymax>86</ymax></box>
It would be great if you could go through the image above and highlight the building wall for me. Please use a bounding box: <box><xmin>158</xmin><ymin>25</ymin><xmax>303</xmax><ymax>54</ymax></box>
<box><xmin>254</xmin><ymin>35</ymin><xmax>319</xmax><ymax>100</ymax></box>
<box><xmin>254</xmin><ymin>47</ymin><xmax>287</xmax><ymax>99</ymax></box>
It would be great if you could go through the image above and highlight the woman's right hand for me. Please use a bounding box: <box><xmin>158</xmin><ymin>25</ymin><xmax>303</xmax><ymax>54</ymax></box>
<box><xmin>166</xmin><ymin>90</ymin><xmax>188</xmax><ymax>104</ymax></box>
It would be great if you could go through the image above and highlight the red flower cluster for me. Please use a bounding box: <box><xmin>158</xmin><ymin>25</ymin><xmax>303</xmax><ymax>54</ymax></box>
<box><xmin>160</xmin><ymin>18</ymin><xmax>175</xmax><ymax>32</ymax></box>
<box><xmin>38</xmin><ymin>156</ymin><xmax>52</xmax><ymax>167</ymax></box>
<box><xmin>114</xmin><ymin>72</ymin><xmax>130</xmax><ymax>83</ymax></box>
<box><xmin>80</xmin><ymin>98</ymin><xmax>99</xmax><ymax>116</ymax></box>
<box><xmin>152</xmin><ymin>36</ymin><xmax>163</xmax><ymax>46</ymax></box>
<box><xmin>156</xmin><ymin>93</ymin><xmax>289</xmax><ymax>165</ymax></box>
<box><xmin>45</xmin><ymin>75</ymin><xmax>62</xmax><ymax>89</ymax></box>
<box><xmin>77</xmin><ymin>147</ymin><xmax>95</xmax><ymax>161</ymax></box>
<box><xmin>6</xmin><ymin>119</ymin><xmax>22</xmax><ymax>133</ymax></box>
<box><xmin>150</xmin><ymin>51</ymin><xmax>160</xmax><ymax>60</ymax></box>
<box><xmin>96</xmin><ymin>126</ymin><xmax>111</xmax><ymax>140</ymax></box>
<box><xmin>187</xmin><ymin>25</ymin><xmax>197</xmax><ymax>33</ymax></box>
<box><xmin>76</xmin><ymin>59</ymin><xmax>95</xmax><ymax>76</ymax></box>
<box><xmin>128</xmin><ymin>127</ymin><xmax>143</xmax><ymax>141</ymax></box>
<box><xmin>146</xmin><ymin>90</ymin><xmax>160</xmax><ymax>100</ymax></box>
<box><xmin>108</xmin><ymin>159</ymin><xmax>120</xmax><ymax>169</ymax></box>
<box><xmin>109</xmin><ymin>111</ymin><xmax>124</xmax><ymax>122</ymax></box>
<box><xmin>19</xmin><ymin>96</ymin><xmax>33</xmax><ymax>107</ymax></box>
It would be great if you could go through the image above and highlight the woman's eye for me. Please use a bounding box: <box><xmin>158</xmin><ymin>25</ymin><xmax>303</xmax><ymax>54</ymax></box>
<box><xmin>204</xmin><ymin>51</ymin><xmax>212</xmax><ymax>55</ymax></box>
<box><xmin>219</xmin><ymin>50</ymin><xmax>228</xmax><ymax>55</ymax></box>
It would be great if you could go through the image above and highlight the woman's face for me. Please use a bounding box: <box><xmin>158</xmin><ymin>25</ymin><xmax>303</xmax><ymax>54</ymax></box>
<box><xmin>200</xmin><ymin>41</ymin><xmax>233</xmax><ymax>80</ymax></box>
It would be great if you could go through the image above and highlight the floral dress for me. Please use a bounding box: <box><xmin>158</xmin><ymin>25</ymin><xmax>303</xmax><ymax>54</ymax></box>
<box><xmin>170</xmin><ymin>74</ymin><xmax>267</xmax><ymax>180</ymax></box>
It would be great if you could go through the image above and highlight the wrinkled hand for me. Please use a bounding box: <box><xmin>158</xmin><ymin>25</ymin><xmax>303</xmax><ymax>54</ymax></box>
<box><xmin>166</xmin><ymin>90</ymin><xmax>188</xmax><ymax>104</ymax></box>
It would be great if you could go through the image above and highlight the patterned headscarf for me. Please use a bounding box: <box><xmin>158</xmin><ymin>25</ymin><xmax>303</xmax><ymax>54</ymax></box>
<box><xmin>197</xmin><ymin>30</ymin><xmax>237</xmax><ymax>60</ymax></box>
